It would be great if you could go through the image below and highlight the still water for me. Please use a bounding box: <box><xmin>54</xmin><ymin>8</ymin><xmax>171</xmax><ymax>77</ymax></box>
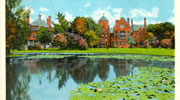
<box><xmin>6</xmin><ymin>56</ymin><xmax>174</xmax><ymax>100</ymax></box>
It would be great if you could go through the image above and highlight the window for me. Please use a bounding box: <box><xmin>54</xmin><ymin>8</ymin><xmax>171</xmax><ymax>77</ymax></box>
<box><xmin>105</xmin><ymin>35</ymin><xmax>107</xmax><ymax>38</ymax></box>
<box><xmin>114</xmin><ymin>42</ymin><xmax>117</xmax><ymax>47</ymax></box>
<box><xmin>102</xmin><ymin>35</ymin><xmax>104</xmax><ymax>38</ymax></box>
<box><xmin>115</xmin><ymin>31</ymin><xmax>118</xmax><ymax>39</ymax></box>
<box><xmin>120</xmin><ymin>41</ymin><xmax>125</xmax><ymax>45</ymax></box>
<box><xmin>120</xmin><ymin>24</ymin><xmax>125</xmax><ymax>28</ymax></box>
<box><xmin>120</xmin><ymin>31</ymin><xmax>125</xmax><ymax>39</ymax></box>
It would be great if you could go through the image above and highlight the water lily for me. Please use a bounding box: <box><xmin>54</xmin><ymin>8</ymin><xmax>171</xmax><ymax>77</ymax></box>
<box><xmin>162</xmin><ymin>79</ymin><xmax>167</xmax><ymax>83</ymax></box>
<box><xmin>97</xmin><ymin>88</ymin><xmax>103</xmax><ymax>92</ymax></box>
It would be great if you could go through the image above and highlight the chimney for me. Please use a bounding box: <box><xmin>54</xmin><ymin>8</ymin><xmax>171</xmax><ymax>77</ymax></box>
<box><xmin>131</xmin><ymin>19</ymin><xmax>133</xmax><ymax>27</ymax></box>
<box><xmin>39</xmin><ymin>14</ymin><xmax>41</xmax><ymax>19</ymax></box>
<box><xmin>46</xmin><ymin>16</ymin><xmax>51</xmax><ymax>28</ymax></box>
<box><xmin>27</xmin><ymin>15</ymin><xmax>30</xmax><ymax>25</ymax></box>
<box><xmin>127</xmin><ymin>18</ymin><xmax>130</xmax><ymax>25</ymax></box>
<box><xmin>144</xmin><ymin>18</ymin><xmax>146</xmax><ymax>28</ymax></box>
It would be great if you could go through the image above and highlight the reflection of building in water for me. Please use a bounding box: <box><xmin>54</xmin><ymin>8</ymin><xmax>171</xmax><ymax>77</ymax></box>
<box><xmin>111</xmin><ymin>59</ymin><xmax>129</xmax><ymax>76</ymax></box>
<box><xmin>97</xmin><ymin>59</ymin><xmax>110</xmax><ymax>81</ymax></box>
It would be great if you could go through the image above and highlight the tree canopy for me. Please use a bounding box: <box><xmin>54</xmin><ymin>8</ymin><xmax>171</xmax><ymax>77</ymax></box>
<box><xmin>6</xmin><ymin>0</ymin><xmax>30</xmax><ymax>53</ymax></box>
<box><xmin>53</xmin><ymin>12</ymin><xmax>70</xmax><ymax>33</ymax></box>
<box><xmin>146</xmin><ymin>22</ymin><xmax>174</xmax><ymax>40</ymax></box>
<box><xmin>84</xmin><ymin>30</ymin><xmax>99</xmax><ymax>47</ymax></box>
<box><xmin>37</xmin><ymin>27</ymin><xmax>52</xmax><ymax>49</ymax></box>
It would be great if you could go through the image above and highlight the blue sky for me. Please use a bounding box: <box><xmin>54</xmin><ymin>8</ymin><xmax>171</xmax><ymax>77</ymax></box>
<box><xmin>20</xmin><ymin>0</ymin><xmax>174</xmax><ymax>27</ymax></box>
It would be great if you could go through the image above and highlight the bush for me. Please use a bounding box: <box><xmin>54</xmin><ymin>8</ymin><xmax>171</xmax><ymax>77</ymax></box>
<box><xmin>52</xmin><ymin>33</ymin><xmax>68</xmax><ymax>49</ymax></box>
<box><xmin>28</xmin><ymin>43</ymin><xmax>41</xmax><ymax>50</ymax></box>
<box><xmin>78</xmin><ymin>39</ymin><xmax>88</xmax><ymax>50</ymax></box>
<box><xmin>28</xmin><ymin>45</ymin><xmax>33</xmax><ymax>50</ymax></box>
<box><xmin>33</xmin><ymin>43</ymin><xmax>41</xmax><ymax>50</ymax></box>
<box><xmin>160</xmin><ymin>39</ymin><xmax>172</xmax><ymax>48</ymax></box>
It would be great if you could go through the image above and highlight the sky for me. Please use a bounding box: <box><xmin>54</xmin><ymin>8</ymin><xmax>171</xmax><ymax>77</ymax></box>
<box><xmin>20</xmin><ymin>0</ymin><xmax>174</xmax><ymax>27</ymax></box>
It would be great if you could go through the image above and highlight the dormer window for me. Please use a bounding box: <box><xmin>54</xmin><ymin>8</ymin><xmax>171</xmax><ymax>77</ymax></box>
<box><xmin>120</xmin><ymin>24</ymin><xmax>125</xmax><ymax>28</ymax></box>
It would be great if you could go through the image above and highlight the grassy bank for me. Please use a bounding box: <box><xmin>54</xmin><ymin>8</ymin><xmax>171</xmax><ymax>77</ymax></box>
<box><xmin>10</xmin><ymin>48</ymin><xmax>174</xmax><ymax>56</ymax></box>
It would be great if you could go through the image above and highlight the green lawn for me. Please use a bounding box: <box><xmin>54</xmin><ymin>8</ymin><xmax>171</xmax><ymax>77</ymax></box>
<box><xmin>10</xmin><ymin>48</ymin><xmax>174</xmax><ymax>56</ymax></box>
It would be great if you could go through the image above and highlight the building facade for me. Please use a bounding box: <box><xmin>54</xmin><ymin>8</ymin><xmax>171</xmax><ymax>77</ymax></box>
<box><xmin>26</xmin><ymin>14</ymin><xmax>53</xmax><ymax>47</ymax></box>
<box><xmin>99</xmin><ymin>15</ymin><xmax>147</xmax><ymax>48</ymax></box>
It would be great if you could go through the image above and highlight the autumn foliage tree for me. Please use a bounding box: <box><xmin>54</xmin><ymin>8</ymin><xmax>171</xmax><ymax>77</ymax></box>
<box><xmin>6</xmin><ymin>0</ymin><xmax>30</xmax><ymax>54</ymax></box>
<box><xmin>72</xmin><ymin>17</ymin><xmax>87</xmax><ymax>35</ymax></box>
<box><xmin>146</xmin><ymin>22</ymin><xmax>174</xmax><ymax>48</ymax></box>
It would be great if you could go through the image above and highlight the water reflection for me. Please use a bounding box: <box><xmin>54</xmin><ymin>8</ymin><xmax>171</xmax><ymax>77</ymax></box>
<box><xmin>6</xmin><ymin>57</ymin><xmax>174</xmax><ymax>100</ymax></box>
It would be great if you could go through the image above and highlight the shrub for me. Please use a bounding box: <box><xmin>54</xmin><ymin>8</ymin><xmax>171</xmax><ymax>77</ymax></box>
<box><xmin>78</xmin><ymin>39</ymin><xmax>88</xmax><ymax>50</ymax></box>
<box><xmin>52</xmin><ymin>33</ymin><xmax>68</xmax><ymax>49</ymax></box>
<box><xmin>28</xmin><ymin>43</ymin><xmax>41</xmax><ymax>50</ymax></box>
<box><xmin>28</xmin><ymin>45</ymin><xmax>33</xmax><ymax>50</ymax></box>
<box><xmin>33</xmin><ymin>43</ymin><xmax>41</xmax><ymax>50</ymax></box>
<box><xmin>160</xmin><ymin>39</ymin><xmax>172</xmax><ymax>48</ymax></box>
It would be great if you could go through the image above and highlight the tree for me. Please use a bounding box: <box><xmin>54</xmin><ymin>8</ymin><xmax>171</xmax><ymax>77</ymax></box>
<box><xmin>6</xmin><ymin>0</ymin><xmax>30</xmax><ymax>54</ymax></box>
<box><xmin>37</xmin><ymin>27</ymin><xmax>52</xmax><ymax>49</ymax></box>
<box><xmin>72</xmin><ymin>17</ymin><xmax>87</xmax><ymax>35</ymax></box>
<box><xmin>85</xmin><ymin>17</ymin><xmax>102</xmax><ymax>36</ymax></box>
<box><xmin>53</xmin><ymin>12</ymin><xmax>70</xmax><ymax>33</ymax></box>
<box><xmin>84</xmin><ymin>30</ymin><xmax>99</xmax><ymax>47</ymax></box>
<box><xmin>146</xmin><ymin>22</ymin><xmax>174</xmax><ymax>41</ymax></box>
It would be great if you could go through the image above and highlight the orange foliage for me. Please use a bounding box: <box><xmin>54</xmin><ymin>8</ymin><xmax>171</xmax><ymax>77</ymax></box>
<box><xmin>160</xmin><ymin>39</ymin><xmax>172</xmax><ymax>48</ymax></box>
<box><xmin>73</xmin><ymin>17</ymin><xmax>87</xmax><ymax>35</ymax></box>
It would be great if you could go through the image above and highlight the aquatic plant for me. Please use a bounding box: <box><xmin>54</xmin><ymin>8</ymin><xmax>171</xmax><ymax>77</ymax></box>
<box><xmin>70</xmin><ymin>67</ymin><xmax>174</xmax><ymax>100</ymax></box>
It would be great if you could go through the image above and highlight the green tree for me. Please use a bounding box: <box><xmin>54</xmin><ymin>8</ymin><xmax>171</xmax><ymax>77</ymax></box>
<box><xmin>85</xmin><ymin>17</ymin><xmax>102</xmax><ymax>36</ymax></box>
<box><xmin>53</xmin><ymin>12</ymin><xmax>70</xmax><ymax>33</ymax></box>
<box><xmin>37</xmin><ymin>27</ymin><xmax>52</xmax><ymax>49</ymax></box>
<box><xmin>84</xmin><ymin>30</ymin><xmax>99</xmax><ymax>47</ymax></box>
<box><xmin>6</xmin><ymin>0</ymin><xmax>30</xmax><ymax>53</ymax></box>
<box><xmin>146</xmin><ymin>22</ymin><xmax>174</xmax><ymax>41</ymax></box>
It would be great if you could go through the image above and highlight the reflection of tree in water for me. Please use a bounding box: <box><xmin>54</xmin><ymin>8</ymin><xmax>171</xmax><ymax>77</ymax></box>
<box><xmin>69</xmin><ymin>58</ymin><xmax>97</xmax><ymax>84</ymax></box>
<box><xmin>111</xmin><ymin>59</ymin><xmax>129</xmax><ymax>77</ymax></box>
<box><xmin>97</xmin><ymin>59</ymin><xmax>109</xmax><ymax>81</ymax></box>
<box><xmin>6</xmin><ymin>58</ymin><xmax>31</xmax><ymax>100</ymax></box>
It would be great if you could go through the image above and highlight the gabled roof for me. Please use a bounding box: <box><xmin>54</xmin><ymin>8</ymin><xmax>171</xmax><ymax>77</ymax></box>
<box><xmin>99</xmin><ymin>16</ymin><xmax>108</xmax><ymax>21</ymax></box>
<box><xmin>31</xmin><ymin>18</ymin><xmax>48</xmax><ymax>27</ymax></box>
<box><xmin>131</xmin><ymin>25</ymin><xmax>145</xmax><ymax>32</ymax></box>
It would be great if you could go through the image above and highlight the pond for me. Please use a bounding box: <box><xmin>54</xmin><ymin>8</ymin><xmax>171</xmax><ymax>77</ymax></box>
<box><xmin>6</xmin><ymin>55</ymin><xmax>174</xmax><ymax>100</ymax></box>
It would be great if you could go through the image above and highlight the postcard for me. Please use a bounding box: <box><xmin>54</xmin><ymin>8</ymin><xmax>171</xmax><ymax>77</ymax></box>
<box><xmin>1</xmin><ymin>0</ymin><xmax>180</xmax><ymax>100</ymax></box>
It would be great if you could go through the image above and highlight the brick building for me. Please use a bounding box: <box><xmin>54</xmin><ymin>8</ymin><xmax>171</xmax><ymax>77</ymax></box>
<box><xmin>99</xmin><ymin>15</ymin><xmax>147</xmax><ymax>48</ymax></box>
<box><xmin>26</xmin><ymin>14</ymin><xmax>53</xmax><ymax>47</ymax></box>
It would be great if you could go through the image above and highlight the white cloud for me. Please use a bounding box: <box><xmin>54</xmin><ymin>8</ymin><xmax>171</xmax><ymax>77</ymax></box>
<box><xmin>168</xmin><ymin>16</ymin><xmax>174</xmax><ymax>24</ymax></box>
<box><xmin>65</xmin><ymin>12</ymin><xmax>74</xmax><ymax>21</ymax></box>
<box><xmin>25</xmin><ymin>7</ymin><xmax>35</xmax><ymax>14</ymax></box>
<box><xmin>40</xmin><ymin>7</ymin><xmax>49</xmax><ymax>12</ymax></box>
<box><xmin>130</xmin><ymin>7</ymin><xmax>159</xmax><ymax>18</ymax></box>
<box><xmin>91</xmin><ymin>8</ymin><xmax>123</xmax><ymax>27</ymax></box>
<box><xmin>85</xmin><ymin>2</ymin><xmax>91</xmax><ymax>8</ymax></box>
